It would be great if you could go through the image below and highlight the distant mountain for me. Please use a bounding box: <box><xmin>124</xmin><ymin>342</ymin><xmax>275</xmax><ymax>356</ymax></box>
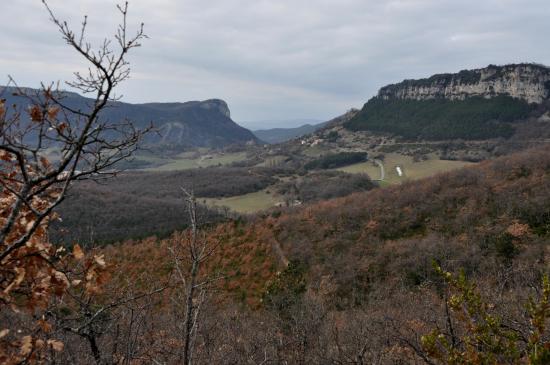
<box><xmin>242</xmin><ymin>118</ymin><xmax>324</xmax><ymax>130</ymax></box>
<box><xmin>345</xmin><ymin>63</ymin><xmax>550</xmax><ymax>140</ymax></box>
<box><xmin>253</xmin><ymin>121</ymin><xmax>328</xmax><ymax>144</ymax></box>
<box><xmin>318</xmin><ymin>109</ymin><xmax>360</xmax><ymax>130</ymax></box>
<box><xmin>0</xmin><ymin>86</ymin><xmax>258</xmax><ymax>150</ymax></box>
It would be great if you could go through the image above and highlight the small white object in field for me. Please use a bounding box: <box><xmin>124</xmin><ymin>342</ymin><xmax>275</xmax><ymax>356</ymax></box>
<box><xmin>396</xmin><ymin>166</ymin><xmax>403</xmax><ymax>177</ymax></box>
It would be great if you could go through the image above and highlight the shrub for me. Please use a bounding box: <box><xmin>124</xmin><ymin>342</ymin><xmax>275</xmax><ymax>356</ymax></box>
<box><xmin>421</xmin><ymin>264</ymin><xmax>550</xmax><ymax>364</ymax></box>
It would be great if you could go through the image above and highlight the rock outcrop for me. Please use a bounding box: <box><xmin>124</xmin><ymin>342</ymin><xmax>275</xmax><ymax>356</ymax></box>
<box><xmin>199</xmin><ymin>99</ymin><xmax>231</xmax><ymax>118</ymax></box>
<box><xmin>378</xmin><ymin>63</ymin><xmax>550</xmax><ymax>104</ymax></box>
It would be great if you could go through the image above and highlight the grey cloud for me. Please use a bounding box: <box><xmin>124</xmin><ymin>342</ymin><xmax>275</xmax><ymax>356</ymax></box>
<box><xmin>1</xmin><ymin>0</ymin><xmax>549</xmax><ymax>127</ymax></box>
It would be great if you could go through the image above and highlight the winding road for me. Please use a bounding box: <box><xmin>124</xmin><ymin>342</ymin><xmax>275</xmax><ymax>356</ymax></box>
<box><xmin>373</xmin><ymin>159</ymin><xmax>385</xmax><ymax>181</ymax></box>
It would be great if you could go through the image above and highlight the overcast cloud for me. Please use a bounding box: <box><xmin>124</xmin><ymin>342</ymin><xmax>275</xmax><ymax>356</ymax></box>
<box><xmin>1</xmin><ymin>0</ymin><xmax>549</xmax><ymax>128</ymax></box>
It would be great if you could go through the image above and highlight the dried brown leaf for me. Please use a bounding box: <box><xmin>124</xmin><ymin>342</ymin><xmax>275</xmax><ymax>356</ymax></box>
<box><xmin>47</xmin><ymin>339</ymin><xmax>64</xmax><ymax>352</ymax></box>
<box><xmin>29</xmin><ymin>105</ymin><xmax>43</xmax><ymax>122</ymax></box>
<box><xmin>37</xmin><ymin>319</ymin><xmax>52</xmax><ymax>333</ymax></box>
<box><xmin>73</xmin><ymin>244</ymin><xmax>84</xmax><ymax>260</ymax></box>
<box><xmin>94</xmin><ymin>254</ymin><xmax>106</xmax><ymax>268</ymax></box>
<box><xmin>47</xmin><ymin>106</ymin><xmax>59</xmax><ymax>120</ymax></box>
<box><xmin>20</xmin><ymin>335</ymin><xmax>33</xmax><ymax>356</ymax></box>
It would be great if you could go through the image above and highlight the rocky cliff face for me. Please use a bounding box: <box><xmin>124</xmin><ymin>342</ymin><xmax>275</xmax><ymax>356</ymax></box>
<box><xmin>199</xmin><ymin>99</ymin><xmax>231</xmax><ymax>118</ymax></box>
<box><xmin>378</xmin><ymin>63</ymin><xmax>550</xmax><ymax>104</ymax></box>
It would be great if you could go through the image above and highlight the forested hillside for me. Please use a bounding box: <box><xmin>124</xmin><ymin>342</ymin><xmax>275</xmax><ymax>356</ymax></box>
<box><xmin>40</xmin><ymin>145</ymin><xmax>549</xmax><ymax>363</ymax></box>
<box><xmin>344</xmin><ymin>63</ymin><xmax>550</xmax><ymax>141</ymax></box>
<box><xmin>0</xmin><ymin>86</ymin><xmax>258</xmax><ymax>150</ymax></box>
<box><xmin>345</xmin><ymin>96</ymin><xmax>537</xmax><ymax>140</ymax></box>
<box><xmin>50</xmin><ymin>167</ymin><xmax>278</xmax><ymax>244</ymax></box>
<box><xmin>194</xmin><ymin>145</ymin><xmax>549</xmax><ymax>306</ymax></box>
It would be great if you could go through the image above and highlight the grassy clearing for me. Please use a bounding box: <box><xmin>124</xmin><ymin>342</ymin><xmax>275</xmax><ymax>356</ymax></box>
<box><xmin>259</xmin><ymin>155</ymin><xmax>288</xmax><ymax>167</ymax></box>
<box><xmin>202</xmin><ymin>189</ymin><xmax>279</xmax><ymax>213</ymax></box>
<box><xmin>197</xmin><ymin>152</ymin><xmax>248</xmax><ymax>168</ymax></box>
<box><xmin>337</xmin><ymin>153</ymin><xmax>475</xmax><ymax>184</ymax></box>
<box><xmin>302</xmin><ymin>145</ymin><xmax>327</xmax><ymax>157</ymax></box>
<box><xmin>151</xmin><ymin>158</ymin><xmax>198</xmax><ymax>170</ymax></box>
<box><xmin>146</xmin><ymin>152</ymin><xmax>248</xmax><ymax>171</ymax></box>
<box><xmin>337</xmin><ymin>161</ymin><xmax>381</xmax><ymax>178</ymax></box>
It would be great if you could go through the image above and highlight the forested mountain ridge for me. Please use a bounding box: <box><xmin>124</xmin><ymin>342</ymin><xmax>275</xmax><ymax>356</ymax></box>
<box><xmin>344</xmin><ymin>63</ymin><xmax>550</xmax><ymax>140</ymax></box>
<box><xmin>0</xmin><ymin>86</ymin><xmax>258</xmax><ymax>149</ymax></box>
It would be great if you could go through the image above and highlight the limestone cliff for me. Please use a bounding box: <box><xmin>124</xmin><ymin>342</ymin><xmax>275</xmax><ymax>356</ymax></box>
<box><xmin>378</xmin><ymin>63</ymin><xmax>550</xmax><ymax>104</ymax></box>
<box><xmin>199</xmin><ymin>99</ymin><xmax>231</xmax><ymax>119</ymax></box>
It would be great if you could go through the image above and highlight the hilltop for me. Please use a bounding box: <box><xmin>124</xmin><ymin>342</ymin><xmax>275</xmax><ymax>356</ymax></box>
<box><xmin>0</xmin><ymin>86</ymin><xmax>258</xmax><ymax>152</ymax></box>
<box><xmin>345</xmin><ymin>63</ymin><xmax>550</xmax><ymax>141</ymax></box>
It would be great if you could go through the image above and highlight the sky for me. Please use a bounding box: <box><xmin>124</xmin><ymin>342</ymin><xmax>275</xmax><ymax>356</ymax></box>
<box><xmin>1</xmin><ymin>0</ymin><xmax>550</xmax><ymax>129</ymax></box>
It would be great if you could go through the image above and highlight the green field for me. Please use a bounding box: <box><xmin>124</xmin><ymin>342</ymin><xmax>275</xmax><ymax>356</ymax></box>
<box><xmin>259</xmin><ymin>155</ymin><xmax>288</xmax><ymax>167</ymax></box>
<box><xmin>193</xmin><ymin>153</ymin><xmax>476</xmax><ymax>213</ymax></box>
<box><xmin>337</xmin><ymin>153</ymin><xmax>475</xmax><ymax>184</ymax></box>
<box><xmin>337</xmin><ymin>161</ymin><xmax>382</xmax><ymax>178</ymax></box>
<box><xmin>145</xmin><ymin>151</ymin><xmax>248</xmax><ymax>171</ymax></box>
<box><xmin>302</xmin><ymin>145</ymin><xmax>326</xmax><ymax>157</ymax></box>
<box><xmin>202</xmin><ymin>189</ymin><xmax>279</xmax><ymax>213</ymax></box>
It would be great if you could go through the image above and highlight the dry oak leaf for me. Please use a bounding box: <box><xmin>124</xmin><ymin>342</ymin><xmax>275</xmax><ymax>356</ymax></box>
<box><xmin>37</xmin><ymin>319</ymin><xmax>52</xmax><ymax>333</ymax></box>
<box><xmin>71</xmin><ymin>279</ymin><xmax>82</xmax><ymax>287</ymax></box>
<box><xmin>94</xmin><ymin>254</ymin><xmax>106</xmax><ymax>268</ymax></box>
<box><xmin>4</xmin><ymin>268</ymin><xmax>25</xmax><ymax>295</ymax></box>
<box><xmin>56</xmin><ymin>122</ymin><xmax>68</xmax><ymax>133</ymax></box>
<box><xmin>53</xmin><ymin>271</ymin><xmax>70</xmax><ymax>288</ymax></box>
<box><xmin>35</xmin><ymin>339</ymin><xmax>45</xmax><ymax>350</ymax></box>
<box><xmin>20</xmin><ymin>335</ymin><xmax>33</xmax><ymax>356</ymax></box>
<box><xmin>73</xmin><ymin>244</ymin><xmax>85</xmax><ymax>260</ymax></box>
<box><xmin>47</xmin><ymin>339</ymin><xmax>64</xmax><ymax>352</ymax></box>
<box><xmin>0</xmin><ymin>150</ymin><xmax>11</xmax><ymax>161</ymax></box>
<box><xmin>29</xmin><ymin>105</ymin><xmax>43</xmax><ymax>122</ymax></box>
<box><xmin>46</xmin><ymin>106</ymin><xmax>59</xmax><ymax>119</ymax></box>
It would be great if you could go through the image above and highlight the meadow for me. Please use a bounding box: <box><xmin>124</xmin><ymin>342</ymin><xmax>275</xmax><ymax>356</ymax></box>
<box><xmin>141</xmin><ymin>151</ymin><xmax>249</xmax><ymax>171</ymax></box>
<box><xmin>337</xmin><ymin>153</ymin><xmax>475</xmax><ymax>184</ymax></box>
<box><xmin>202</xmin><ymin>189</ymin><xmax>280</xmax><ymax>213</ymax></box>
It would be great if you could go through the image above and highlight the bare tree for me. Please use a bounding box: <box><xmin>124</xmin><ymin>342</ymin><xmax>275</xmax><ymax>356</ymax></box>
<box><xmin>0</xmin><ymin>0</ymin><xmax>149</xmax><ymax>259</ymax></box>
<box><xmin>169</xmin><ymin>189</ymin><xmax>221</xmax><ymax>365</ymax></box>
<box><xmin>0</xmin><ymin>2</ymin><xmax>149</xmax><ymax>362</ymax></box>
<box><xmin>49</xmin><ymin>259</ymin><xmax>166</xmax><ymax>365</ymax></box>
